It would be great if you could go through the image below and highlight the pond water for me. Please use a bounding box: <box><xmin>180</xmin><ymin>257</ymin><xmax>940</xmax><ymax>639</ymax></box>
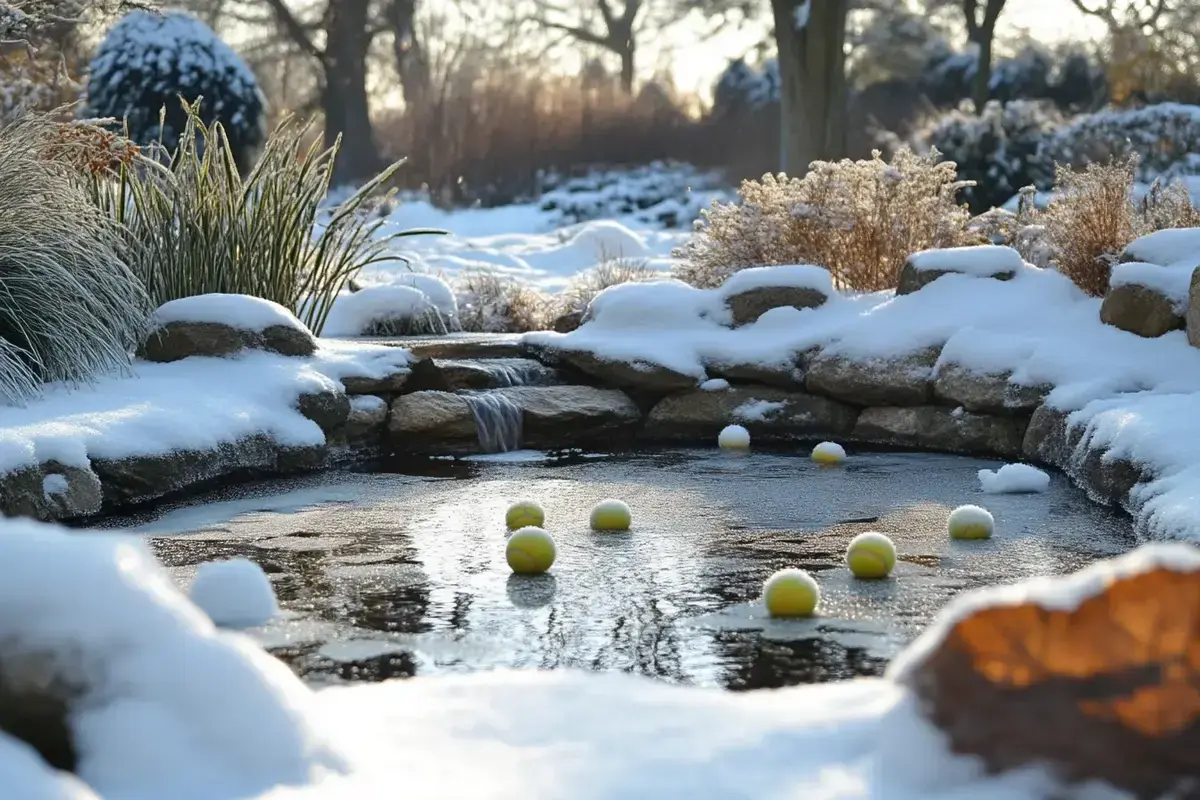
<box><xmin>99</xmin><ymin>448</ymin><xmax>1136</xmax><ymax>691</ymax></box>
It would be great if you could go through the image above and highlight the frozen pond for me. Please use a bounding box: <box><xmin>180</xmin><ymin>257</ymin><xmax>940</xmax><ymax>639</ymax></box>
<box><xmin>99</xmin><ymin>448</ymin><xmax>1136</xmax><ymax>690</ymax></box>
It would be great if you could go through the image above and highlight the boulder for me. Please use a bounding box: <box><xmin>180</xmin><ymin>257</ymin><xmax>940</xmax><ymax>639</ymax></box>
<box><xmin>933</xmin><ymin>363</ymin><xmax>1049</xmax><ymax>415</ymax></box>
<box><xmin>342</xmin><ymin>396</ymin><xmax>389</xmax><ymax>445</ymax></box>
<box><xmin>704</xmin><ymin>359</ymin><xmax>805</xmax><ymax>390</ymax></box>
<box><xmin>296</xmin><ymin>388</ymin><xmax>351</xmax><ymax>435</ymax></box>
<box><xmin>1100</xmin><ymin>283</ymin><xmax>1184</xmax><ymax>338</ymax></box>
<box><xmin>388</xmin><ymin>391</ymin><xmax>478</xmax><ymax>452</ymax></box>
<box><xmin>138</xmin><ymin>321</ymin><xmax>316</xmax><ymax>363</ymax></box>
<box><xmin>552</xmin><ymin>310</ymin><xmax>585</xmax><ymax>333</ymax></box>
<box><xmin>1021</xmin><ymin>405</ymin><xmax>1074</xmax><ymax>469</ymax></box>
<box><xmin>341</xmin><ymin>368</ymin><xmax>411</xmax><ymax>396</ymax></box>
<box><xmin>555</xmin><ymin>349</ymin><xmax>698</xmax><ymax>393</ymax></box>
<box><xmin>643</xmin><ymin>386</ymin><xmax>858</xmax><ymax>442</ymax></box>
<box><xmin>896</xmin><ymin>246</ymin><xmax>1021</xmax><ymax>296</ymax></box>
<box><xmin>725</xmin><ymin>286</ymin><xmax>828</xmax><ymax>327</ymax></box>
<box><xmin>893</xmin><ymin>545</ymin><xmax>1200</xmax><ymax>798</ymax></box>
<box><xmin>853</xmin><ymin>406</ymin><xmax>1027</xmax><ymax>458</ymax></box>
<box><xmin>1188</xmin><ymin>267</ymin><xmax>1200</xmax><ymax>349</ymax></box>
<box><xmin>0</xmin><ymin>462</ymin><xmax>103</xmax><ymax>521</ymax></box>
<box><xmin>404</xmin><ymin>358</ymin><xmax>562</xmax><ymax>393</ymax></box>
<box><xmin>806</xmin><ymin>347</ymin><xmax>941</xmax><ymax>407</ymax></box>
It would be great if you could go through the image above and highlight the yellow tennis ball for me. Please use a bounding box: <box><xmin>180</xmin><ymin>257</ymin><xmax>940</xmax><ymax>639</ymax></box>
<box><xmin>590</xmin><ymin>499</ymin><xmax>631</xmax><ymax>531</ymax></box>
<box><xmin>811</xmin><ymin>441</ymin><xmax>846</xmax><ymax>465</ymax></box>
<box><xmin>845</xmin><ymin>532</ymin><xmax>896</xmax><ymax>579</ymax></box>
<box><xmin>505</xmin><ymin>500</ymin><xmax>545</xmax><ymax>531</ymax></box>
<box><xmin>505</xmin><ymin>526</ymin><xmax>556</xmax><ymax>574</ymax></box>
<box><xmin>947</xmin><ymin>504</ymin><xmax>994</xmax><ymax>540</ymax></box>
<box><xmin>718</xmin><ymin>424</ymin><xmax>751</xmax><ymax>450</ymax></box>
<box><xmin>762</xmin><ymin>568</ymin><xmax>819</xmax><ymax>618</ymax></box>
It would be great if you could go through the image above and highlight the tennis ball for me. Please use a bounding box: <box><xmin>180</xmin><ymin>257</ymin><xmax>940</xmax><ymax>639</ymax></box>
<box><xmin>762</xmin><ymin>568</ymin><xmax>819</xmax><ymax>618</ymax></box>
<box><xmin>590</xmin><ymin>499</ymin><xmax>632</xmax><ymax>531</ymax></box>
<box><xmin>845</xmin><ymin>532</ymin><xmax>896</xmax><ymax>579</ymax></box>
<box><xmin>947</xmin><ymin>504</ymin><xmax>995</xmax><ymax>540</ymax></box>
<box><xmin>811</xmin><ymin>441</ymin><xmax>846</xmax><ymax>465</ymax></box>
<box><xmin>718</xmin><ymin>424</ymin><xmax>751</xmax><ymax>450</ymax></box>
<box><xmin>505</xmin><ymin>500</ymin><xmax>544</xmax><ymax>531</ymax></box>
<box><xmin>506</xmin><ymin>526</ymin><xmax>556</xmax><ymax>574</ymax></box>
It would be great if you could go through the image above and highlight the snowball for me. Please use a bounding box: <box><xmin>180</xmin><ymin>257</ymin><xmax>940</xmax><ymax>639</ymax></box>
<box><xmin>153</xmin><ymin>294</ymin><xmax>308</xmax><ymax>333</ymax></box>
<box><xmin>977</xmin><ymin>463</ymin><xmax>1051</xmax><ymax>494</ymax></box>
<box><xmin>189</xmin><ymin>558</ymin><xmax>279</xmax><ymax>629</ymax></box>
<box><xmin>699</xmin><ymin>378</ymin><xmax>730</xmax><ymax>391</ymax></box>
<box><xmin>718</xmin><ymin>424</ymin><xmax>750</xmax><ymax>450</ymax></box>
<box><xmin>906</xmin><ymin>245</ymin><xmax>1026</xmax><ymax>277</ymax></box>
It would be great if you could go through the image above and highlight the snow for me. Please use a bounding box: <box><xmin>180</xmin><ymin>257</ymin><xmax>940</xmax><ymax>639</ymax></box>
<box><xmin>1120</xmin><ymin>227</ymin><xmax>1200</xmax><ymax>268</ymax></box>
<box><xmin>377</xmin><ymin>270</ymin><xmax>458</xmax><ymax>318</ymax></box>
<box><xmin>586</xmin><ymin>280</ymin><xmax>725</xmax><ymax>334</ymax></box>
<box><xmin>978</xmin><ymin>463</ymin><xmax>1051</xmax><ymax>494</ymax></box>
<box><xmin>42</xmin><ymin>473</ymin><xmax>68</xmax><ymax>498</ymax></box>
<box><xmin>889</xmin><ymin>542</ymin><xmax>1200</xmax><ymax>683</ymax></box>
<box><xmin>717</xmin><ymin>264</ymin><xmax>833</xmax><ymax>298</ymax></box>
<box><xmin>153</xmin><ymin>294</ymin><xmax>309</xmax><ymax>334</ymax></box>
<box><xmin>906</xmin><ymin>245</ymin><xmax>1025</xmax><ymax>276</ymax></box>
<box><xmin>699</xmin><ymin>378</ymin><xmax>730</xmax><ymax>391</ymax></box>
<box><xmin>0</xmin><ymin>340</ymin><xmax>409</xmax><ymax>477</ymax></box>
<box><xmin>322</xmin><ymin>286</ymin><xmax>441</xmax><ymax>337</ymax></box>
<box><xmin>188</xmin><ymin>558</ymin><xmax>279</xmax><ymax>629</ymax></box>
<box><xmin>733</xmin><ymin>399</ymin><xmax>786</xmax><ymax>422</ymax></box>
<box><xmin>565</xmin><ymin>220</ymin><xmax>648</xmax><ymax>260</ymax></box>
<box><xmin>0</xmin><ymin>516</ymin><xmax>347</xmax><ymax>799</ymax></box>
<box><xmin>349</xmin><ymin>395</ymin><xmax>387</xmax><ymax>413</ymax></box>
<box><xmin>1107</xmin><ymin>262</ymin><xmax>1192</xmax><ymax>310</ymax></box>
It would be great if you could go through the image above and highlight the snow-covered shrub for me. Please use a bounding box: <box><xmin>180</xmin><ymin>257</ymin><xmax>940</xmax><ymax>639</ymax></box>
<box><xmin>712</xmin><ymin>58</ymin><xmax>779</xmax><ymax>117</ymax></box>
<box><xmin>1042</xmin><ymin>103</ymin><xmax>1200</xmax><ymax>185</ymax></box>
<box><xmin>323</xmin><ymin>285</ymin><xmax>451</xmax><ymax>337</ymax></box>
<box><xmin>538</xmin><ymin>162</ymin><xmax>727</xmax><ymax>229</ymax></box>
<box><xmin>1042</xmin><ymin>156</ymin><xmax>1200</xmax><ymax>297</ymax></box>
<box><xmin>455</xmin><ymin>272</ymin><xmax>549</xmax><ymax>333</ymax></box>
<box><xmin>89</xmin><ymin>104</ymin><xmax>429</xmax><ymax>335</ymax></box>
<box><xmin>675</xmin><ymin>148</ymin><xmax>978</xmax><ymax>291</ymax></box>
<box><xmin>84</xmin><ymin>10</ymin><xmax>267</xmax><ymax>172</ymax></box>
<box><xmin>0</xmin><ymin>113</ymin><xmax>150</xmax><ymax>404</ymax></box>
<box><xmin>917</xmin><ymin>99</ymin><xmax>1061</xmax><ymax>212</ymax></box>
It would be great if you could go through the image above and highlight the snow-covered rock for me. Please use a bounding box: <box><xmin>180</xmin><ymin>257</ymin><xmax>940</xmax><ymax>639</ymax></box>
<box><xmin>1120</xmin><ymin>227</ymin><xmax>1200</xmax><ymax>268</ymax></box>
<box><xmin>896</xmin><ymin>246</ymin><xmax>1024</xmax><ymax>295</ymax></box>
<box><xmin>718</xmin><ymin>265</ymin><xmax>832</xmax><ymax>327</ymax></box>
<box><xmin>323</xmin><ymin>285</ymin><xmax>452</xmax><ymax>338</ymax></box>
<box><xmin>806</xmin><ymin>347</ymin><xmax>942</xmax><ymax>407</ymax></box>
<box><xmin>1100</xmin><ymin>264</ymin><xmax>1188</xmax><ymax>338</ymax></box>
<box><xmin>140</xmin><ymin>295</ymin><xmax>316</xmax><ymax>362</ymax></box>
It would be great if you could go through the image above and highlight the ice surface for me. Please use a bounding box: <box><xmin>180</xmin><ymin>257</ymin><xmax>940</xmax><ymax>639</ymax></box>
<box><xmin>153</xmin><ymin>294</ymin><xmax>309</xmax><ymax>333</ymax></box>
<box><xmin>907</xmin><ymin>245</ymin><xmax>1026</xmax><ymax>276</ymax></box>
<box><xmin>978</xmin><ymin>463</ymin><xmax>1051</xmax><ymax>494</ymax></box>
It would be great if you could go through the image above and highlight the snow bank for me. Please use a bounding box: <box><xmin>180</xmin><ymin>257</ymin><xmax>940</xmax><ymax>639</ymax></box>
<box><xmin>323</xmin><ymin>286</ymin><xmax>439</xmax><ymax>337</ymax></box>
<box><xmin>566</xmin><ymin>220</ymin><xmax>649</xmax><ymax>259</ymax></box>
<box><xmin>889</xmin><ymin>542</ymin><xmax>1200</xmax><ymax>682</ymax></box>
<box><xmin>978</xmin><ymin>463</ymin><xmax>1051</xmax><ymax>494</ymax></box>
<box><xmin>718</xmin><ymin>264</ymin><xmax>833</xmax><ymax>298</ymax></box>
<box><xmin>0</xmin><ymin>517</ymin><xmax>347</xmax><ymax>799</ymax></box>
<box><xmin>1120</xmin><ymin>227</ymin><xmax>1200</xmax><ymax>268</ymax></box>
<box><xmin>387</xmin><ymin>272</ymin><xmax>458</xmax><ymax>317</ymax></box>
<box><xmin>153</xmin><ymin>295</ymin><xmax>309</xmax><ymax>333</ymax></box>
<box><xmin>1108</xmin><ymin>262</ymin><xmax>1192</xmax><ymax>309</ymax></box>
<box><xmin>907</xmin><ymin>245</ymin><xmax>1025</xmax><ymax>276</ymax></box>
<box><xmin>585</xmin><ymin>280</ymin><xmax>725</xmax><ymax>332</ymax></box>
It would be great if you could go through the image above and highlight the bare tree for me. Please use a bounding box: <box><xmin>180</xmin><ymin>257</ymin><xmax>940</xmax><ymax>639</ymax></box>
<box><xmin>530</xmin><ymin>0</ymin><xmax>643</xmax><ymax>94</ymax></box>
<box><xmin>771</xmin><ymin>0</ymin><xmax>849</xmax><ymax>173</ymax></box>
<box><xmin>1070</xmin><ymin>0</ymin><xmax>1198</xmax><ymax>103</ymax></box>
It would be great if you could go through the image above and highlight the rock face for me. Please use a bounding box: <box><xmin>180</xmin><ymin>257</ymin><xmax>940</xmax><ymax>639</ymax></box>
<box><xmin>139</xmin><ymin>321</ymin><xmax>316</xmax><ymax>362</ymax></box>
<box><xmin>552</xmin><ymin>310</ymin><xmax>585</xmax><ymax>334</ymax></box>
<box><xmin>895</xmin><ymin>552</ymin><xmax>1200</xmax><ymax>798</ymax></box>
<box><xmin>341</xmin><ymin>368</ymin><xmax>411</xmax><ymax>396</ymax></box>
<box><xmin>643</xmin><ymin>386</ymin><xmax>858</xmax><ymax>442</ymax></box>
<box><xmin>389</xmin><ymin>386</ymin><xmax>640</xmax><ymax>454</ymax></box>
<box><xmin>0</xmin><ymin>462</ymin><xmax>103</xmax><ymax>521</ymax></box>
<box><xmin>854</xmin><ymin>406</ymin><xmax>1027</xmax><ymax>457</ymax></box>
<box><xmin>296</xmin><ymin>388</ymin><xmax>351</xmax><ymax>435</ymax></box>
<box><xmin>933</xmin><ymin>363</ymin><xmax>1048</xmax><ymax>415</ymax></box>
<box><xmin>704</xmin><ymin>359</ymin><xmax>806</xmax><ymax>390</ymax></box>
<box><xmin>1100</xmin><ymin>283</ymin><xmax>1184</xmax><ymax>338</ymax></box>
<box><xmin>1187</xmin><ymin>267</ymin><xmax>1200</xmax><ymax>349</ymax></box>
<box><xmin>1021</xmin><ymin>405</ymin><xmax>1073</xmax><ymax>468</ymax></box>
<box><xmin>341</xmin><ymin>396</ymin><xmax>389</xmax><ymax>446</ymax></box>
<box><xmin>555</xmin><ymin>349</ymin><xmax>698</xmax><ymax>393</ymax></box>
<box><xmin>725</xmin><ymin>286</ymin><xmax>828</xmax><ymax>327</ymax></box>
<box><xmin>806</xmin><ymin>347</ymin><xmax>941</xmax><ymax>407</ymax></box>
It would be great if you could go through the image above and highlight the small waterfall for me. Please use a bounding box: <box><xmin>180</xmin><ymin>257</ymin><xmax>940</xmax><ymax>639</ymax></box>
<box><xmin>463</xmin><ymin>391</ymin><xmax>523</xmax><ymax>453</ymax></box>
<box><xmin>477</xmin><ymin>359</ymin><xmax>555</xmax><ymax>388</ymax></box>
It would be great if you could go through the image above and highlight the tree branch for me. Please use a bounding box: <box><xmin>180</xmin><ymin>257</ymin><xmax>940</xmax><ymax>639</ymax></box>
<box><xmin>260</xmin><ymin>0</ymin><xmax>324</xmax><ymax>63</ymax></box>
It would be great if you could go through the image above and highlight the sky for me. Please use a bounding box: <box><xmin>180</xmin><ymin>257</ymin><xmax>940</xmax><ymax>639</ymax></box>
<box><xmin>666</xmin><ymin>0</ymin><xmax>1110</xmax><ymax>97</ymax></box>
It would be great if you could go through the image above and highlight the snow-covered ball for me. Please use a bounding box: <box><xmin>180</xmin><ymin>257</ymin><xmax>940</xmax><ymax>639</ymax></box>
<box><xmin>189</xmin><ymin>558</ymin><xmax>278</xmax><ymax>628</ymax></box>
<box><xmin>718</xmin><ymin>424</ymin><xmax>751</xmax><ymax>450</ymax></box>
<box><xmin>947</xmin><ymin>505</ymin><xmax>995</xmax><ymax>541</ymax></box>
<box><xmin>811</xmin><ymin>441</ymin><xmax>846</xmax><ymax>465</ymax></box>
<box><xmin>84</xmin><ymin>10</ymin><xmax>267</xmax><ymax>171</ymax></box>
<box><xmin>590</xmin><ymin>499</ymin><xmax>632</xmax><ymax>531</ymax></box>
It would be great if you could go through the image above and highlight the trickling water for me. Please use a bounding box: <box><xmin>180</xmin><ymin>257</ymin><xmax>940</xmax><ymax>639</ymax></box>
<box><xmin>463</xmin><ymin>391</ymin><xmax>523</xmax><ymax>453</ymax></box>
<box><xmin>477</xmin><ymin>359</ymin><xmax>554</xmax><ymax>388</ymax></box>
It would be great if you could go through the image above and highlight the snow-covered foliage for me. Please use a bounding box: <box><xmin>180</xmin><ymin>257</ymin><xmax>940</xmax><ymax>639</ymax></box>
<box><xmin>712</xmin><ymin>58</ymin><xmax>779</xmax><ymax>117</ymax></box>
<box><xmin>917</xmin><ymin>99</ymin><xmax>1062</xmax><ymax>212</ymax></box>
<box><xmin>323</xmin><ymin>285</ymin><xmax>453</xmax><ymax>337</ymax></box>
<box><xmin>1042</xmin><ymin>103</ymin><xmax>1200</xmax><ymax>185</ymax></box>
<box><xmin>83</xmin><ymin>10</ymin><xmax>266</xmax><ymax>170</ymax></box>
<box><xmin>675</xmin><ymin>149</ymin><xmax>976</xmax><ymax>291</ymax></box>
<box><xmin>0</xmin><ymin>113</ymin><xmax>150</xmax><ymax>405</ymax></box>
<box><xmin>919</xmin><ymin>45</ymin><xmax>1106</xmax><ymax>111</ymax></box>
<box><xmin>537</xmin><ymin>162</ymin><xmax>727</xmax><ymax>229</ymax></box>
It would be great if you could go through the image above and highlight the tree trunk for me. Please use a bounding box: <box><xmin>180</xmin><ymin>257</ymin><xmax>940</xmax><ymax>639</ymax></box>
<box><xmin>619</xmin><ymin>44</ymin><xmax>635</xmax><ymax>95</ymax></box>
<box><xmin>969</xmin><ymin>29</ymin><xmax>994</xmax><ymax>111</ymax></box>
<box><xmin>772</xmin><ymin>0</ymin><xmax>849</xmax><ymax>175</ymax></box>
<box><xmin>324</xmin><ymin>0</ymin><xmax>381</xmax><ymax>185</ymax></box>
<box><xmin>386</xmin><ymin>0</ymin><xmax>430</xmax><ymax>112</ymax></box>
